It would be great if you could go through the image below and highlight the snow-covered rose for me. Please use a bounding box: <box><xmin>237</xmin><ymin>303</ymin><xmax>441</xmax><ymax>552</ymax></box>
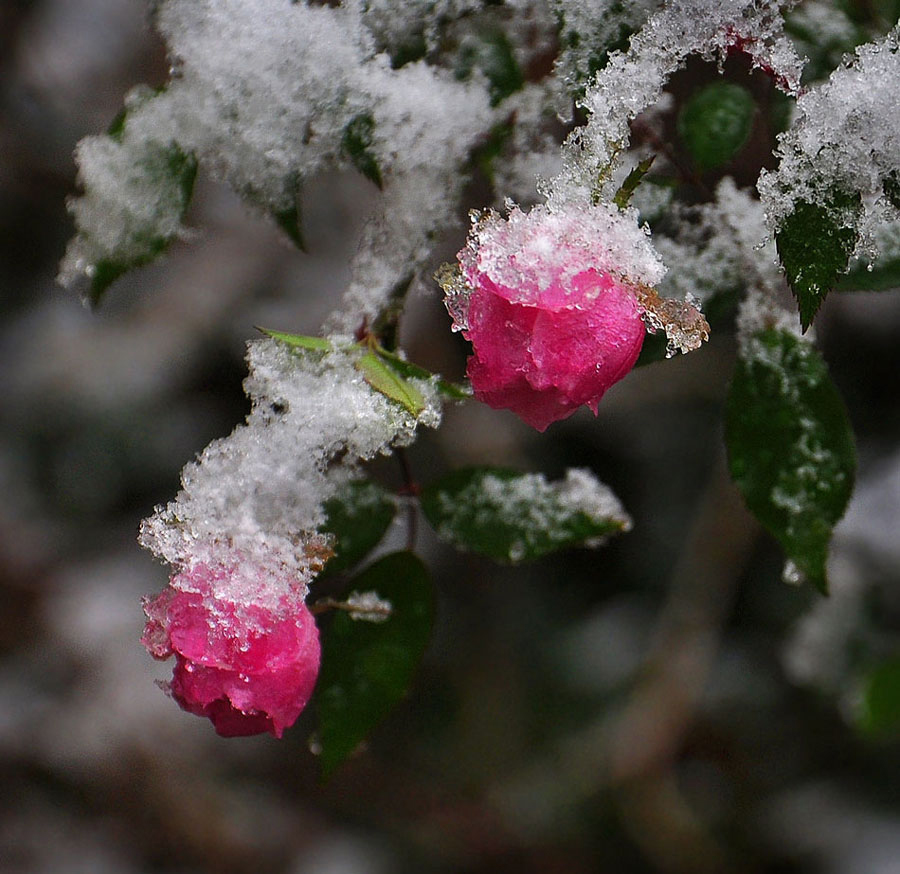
<box><xmin>142</xmin><ymin>560</ymin><xmax>320</xmax><ymax>738</ymax></box>
<box><xmin>442</xmin><ymin>203</ymin><xmax>665</xmax><ymax>431</ymax></box>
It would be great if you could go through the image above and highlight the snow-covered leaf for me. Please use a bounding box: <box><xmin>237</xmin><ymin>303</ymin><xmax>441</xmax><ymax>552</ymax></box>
<box><xmin>776</xmin><ymin>190</ymin><xmax>861</xmax><ymax>331</ymax></box>
<box><xmin>420</xmin><ymin>467</ymin><xmax>630</xmax><ymax>564</ymax></box>
<box><xmin>320</xmin><ymin>480</ymin><xmax>397</xmax><ymax>575</ymax></box>
<box><xmin>725</xmin><ymin>329</ymin><xmax>856</xmax><ymax>594</ymax></box>
<box><xmin>341</xmin><ymin>114</ymin><xmax>383</xmax><ymax>190</ymax></box>
<box><xmin>82</xmin><ymin>141</ymin><xmax>196</xmax><ymax>306</ymax></box>
<box><xmin>455</xmin><ymin>31</ymin><xmax>523</xmax><ymax>106</ymax></box>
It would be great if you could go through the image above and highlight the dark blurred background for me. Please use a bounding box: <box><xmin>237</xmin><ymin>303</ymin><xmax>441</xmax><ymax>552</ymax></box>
<box><xmin>2</xmin><ymin>2</ymin><xmax>900</xmax><ymax>872</ymax></box>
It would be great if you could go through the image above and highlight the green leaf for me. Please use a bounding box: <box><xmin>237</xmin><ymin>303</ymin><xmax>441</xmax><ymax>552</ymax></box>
<box><xmin>89</xmin><ymin>143</ymin><xmax>197</xmax><ymax>306</ymax></box>
<box><xmin>375</xmin><ymin>346</ymin><xmax>471</xmax><ymax>400</ymax></box>
<box><xmin>255</xmin><ymin>327</ymin><xmax>332</xmax><ymax>351</ymax></box>
<box><xmin>316</xmin><ymin>552</ymin><xmax>433</xmax><ymax>778</ymax></box>
<box><xmin>613</xmin><ymin>157</ymin><xmax>655</xmax><ymax>210</ymax></box>
<box><xmin>775</xmin><ymin>190</ymin><xmax>861</xmax><ymax>331</ymax></box>
<box><xmin>858</xmin><ymin>656</ymin><xmax>900</xmax><ymax>736</ymax></box>
<box><xmin>677</xmin><ymin>81</ymin><xmax>755</xmax><ymax>171</ymax></box>
<box><xmin>420</xmin><ymin>467</ymin><xmax>630</xmax><ymax>563</ymax></box>
<box><xmin>725</xmin><ymin>329</ymin><xmax>856</xmax><ymax>594</ymax></box>
<box><xmin>356</xmin><ymin>352</ymin><xmax>426</xmax><ymax>416</ymax></box>
<box><xmin>320</xmin><ymin>480</ymin><xmax>397</xmax><ymax>575</ymax></box>
<box><xmin>341</xmin><ymin>114</ymin><xmax>383</xmax><ymax>190</ymax></box>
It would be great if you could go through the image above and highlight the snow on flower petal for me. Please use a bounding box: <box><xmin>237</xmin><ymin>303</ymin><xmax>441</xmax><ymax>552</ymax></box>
<box><xmin>442</xmin><ymin>202</ymin><xmax>664</xmax><ymax>431</ymax></box>
<box><xmin>142</xmin><ymin>559</ymin><xmax>320</xmax><ymax>738</ymax></box>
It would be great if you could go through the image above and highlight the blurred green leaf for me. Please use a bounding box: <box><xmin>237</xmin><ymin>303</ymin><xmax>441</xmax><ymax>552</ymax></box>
<box><xmin>456</xmin><ymin>32</ymin><xmax>523</xmax><ymax>106</ymax></box>
<box><xmin>420</xmin><ymin>467</ymin><xmax>629</xmax><ymax>564</ymax></box>
<box><xmin>858</xmin><ymin>656</ymin><xmax>900</xmax><ymax>736</ymax></box>
<box><xmin>341</xmin><ymin>114</ymin><xmax>383</xmax><ymax>189</ymax></box>
<box><xmin>471</xmin><ymin>121</ymin><xmax>513</xmax><ymax>181</ymax></box>
<box><xmin>725</xmin><ymin>329</ymin><xmax>856</xmax><ymax>594</ymax></box>
<box><xmin>320</xmin><ymin>480</ymin><xmax>397</xmax><ymax>575</ymax></box>
<box><xmin>677</xmin><ymin>81</ymin><xmax>755</xmax><ymax>171</ymax></box>
<box><xmin>317</xmin><ymin>552</ymin><xmax>433</xmax><ymax>778</ymax></box>
<box><xmin>356</xmin><ymin>353</ymin><xmax>426</xmax><ymax>415</ymax></box>
<box><xmin>837</xmin><ymin>257</ymin><xmax>900</xmax><ymax>292</ymax></box>
<box><xmin>776</xmin><ymin>190</ymin><xmax>861</xmax><ymax>331</ymax></box>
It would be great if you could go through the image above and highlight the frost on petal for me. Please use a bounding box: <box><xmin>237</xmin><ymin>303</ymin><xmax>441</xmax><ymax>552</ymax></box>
<box><xmin>143</xmin><ymin>558</ymin><xmax>321</xmax><ymax>738</ymax></box>
<box><xmin>441</xmin><ymin>202</ymin><xmax>662</xmax><ymax>430</ymax></box>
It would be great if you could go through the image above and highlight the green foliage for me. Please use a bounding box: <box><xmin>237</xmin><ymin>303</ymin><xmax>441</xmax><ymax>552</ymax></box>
<box><xmin>320</xmin><ymin>480</ymin><xmax>397</xmax><ymax>575</ymax></box>
<box><xmin>455</xmin><ymin>32</ymin><xmax>523</xmax><ymax>106</ymax></box>
<box><xmin>356</xmin><ymin>352</ymin><xmax>426</xmax><ymax>416</ymax></box>
<box><xmin>725</xmin><ymin>329</ymin><xmax>856</xmax><ymax>593</ymax></box>
<box><xmin>341</xmin><ymin>114</ymin><xmax>383</xmax><ymax>189</ymax></box>
<box><xmin>316</xmin><ymin>552</ymin><xmax>434</xmax><ymax>777</ymax></box>
<box><xmin>471</xmin><ymin>121</ymin><xmax>514</xmax><ymax>181</ymax></box>
<box><xmin>775</xmin><ymin>190</ymin><xmax>861</xmax><ymax>331</ymax></box>
<box><xmin>89</xmin><ymin>143</ymin><xmax>197</xmax><ymax>307</ymax></box>
<box><xmin>677</xmin><ymin>81</ymin><xmax>755</xmax><ymax>171</ymax></box>
<box><xmin>420</xmin><ymin>467</ymin><xmax>629</xmax><ymax>564</ymax></box>
<box><xmin>858</xmin><ymin>656</ymin><xmax>900</xmax><ymax>736</ymax></box>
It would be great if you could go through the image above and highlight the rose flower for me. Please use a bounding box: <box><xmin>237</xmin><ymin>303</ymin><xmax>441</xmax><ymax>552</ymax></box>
<box><xmin>142</xmin><ymin>560</ymin><xmax>320</xmax><ymax>738</ymax></box>
<box><xmin>441</xmin><ymin>202</ymin><xmax>679</xmax><ymax>431</ymax></box>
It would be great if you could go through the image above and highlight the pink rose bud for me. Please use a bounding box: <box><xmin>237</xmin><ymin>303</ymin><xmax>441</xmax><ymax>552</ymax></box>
<box><xmin>442</xmin><ymin>204</ymin><xmax>654</xmax><ymax>431</ymax></box>
<box><xmin>142</xmin><ymin>562</ymin><xmax>320</xmax><ymax>738</ymax></box>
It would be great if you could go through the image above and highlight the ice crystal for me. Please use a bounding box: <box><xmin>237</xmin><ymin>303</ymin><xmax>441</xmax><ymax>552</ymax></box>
<box><xmin>435</xmin><ymin>468</ymin><xmax>631</xmax><ymax>561</ymax></box>
<box><xmin>60</xmin><ymin>0</ymin><xmax>494</xmax><ymax>325</ymax></box>
<box><xmin>545</xmin><ymin>0</ymin><xmax>803</xmax><ymax>208</ymax></box>
<box><xmin>140</xmin><ymin>339</ymin><xmax>441</xmax><ymax>607</ymax></box>
<box><xmin>345</xmin><ymin>591</ymin><xmax>393</xmax><ymax>623</ymax></box>
<box><xmin>759</xmin><ymin>26</ymin><xmax>900</xmax><ymax>261</ymax></box>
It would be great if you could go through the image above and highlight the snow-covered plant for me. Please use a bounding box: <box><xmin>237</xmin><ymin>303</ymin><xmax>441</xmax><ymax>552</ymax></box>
<box><xmin>60</xmin><ymin>0</ymin><xmax>900</xmax><ymax>758</ymax></box>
